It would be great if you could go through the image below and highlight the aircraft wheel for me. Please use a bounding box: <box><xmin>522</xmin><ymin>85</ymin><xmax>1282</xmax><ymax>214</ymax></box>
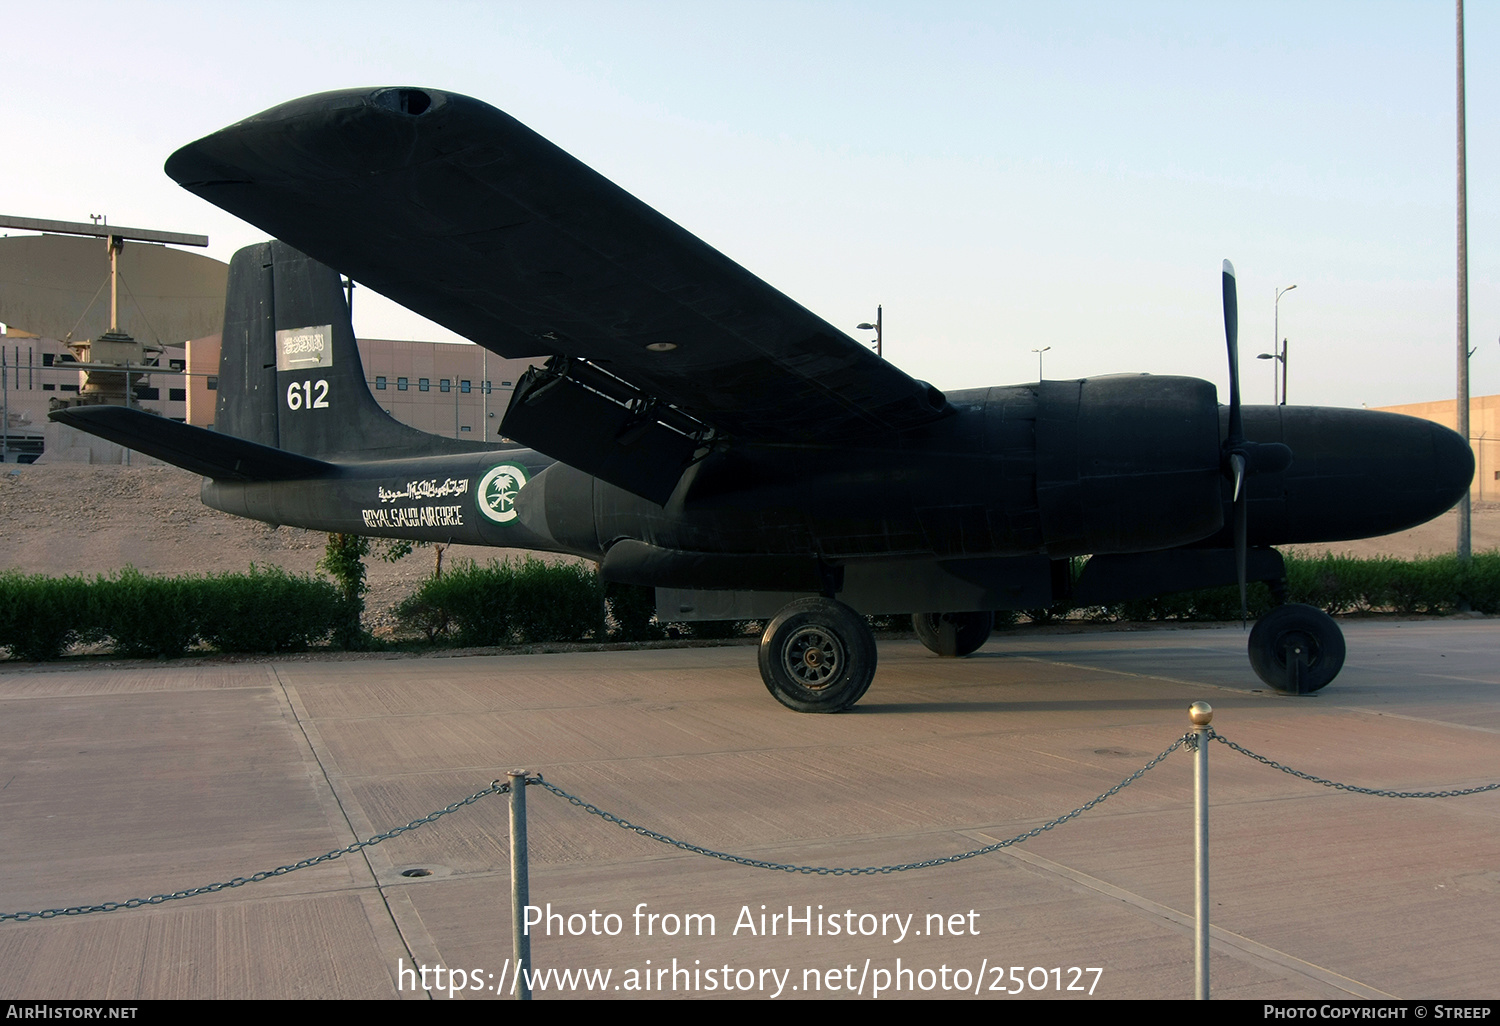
<box><xmin>911</xmin><ymin>611</ymin><xmax>993</xmax><ymax>657</ymax></box>
<box><xmin>1247</xmin><ymin>603</ymin><xmax>1345</xmax><ymax>694</ymax></box>
<box><xmin>758</xmin><ymin>598</ymin><xmax>876</xmax><ymax>712</ymax></box>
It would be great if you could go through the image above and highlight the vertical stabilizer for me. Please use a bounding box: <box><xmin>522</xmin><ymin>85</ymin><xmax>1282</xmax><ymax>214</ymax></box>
<box><xmin>216</xmin><ymin>240</ymin><xmax>496</xmax><ymax>459</ymax></box>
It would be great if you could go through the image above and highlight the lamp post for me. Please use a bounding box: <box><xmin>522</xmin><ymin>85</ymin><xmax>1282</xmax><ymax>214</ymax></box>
<box><xmin>1458</xmin><ymin>0</ymin><xmax>1472</xmax><ymax>565</ymax></box>
<box><xmin>1275</xmin><ymin>285</ymin><xmax>1296</xmax><ymax>406</ymax></box>
<box><xmin>856</xmin><ymin>305</ymin><xmax>883</xmax><ymax>358</ymax></box>
<box><xmin>1031</xmin><ymin>346</ymin><xmax>1051</xmax><ymax>380</ymax></box>
<box><xmin>1256</xmin><ymin>352</ymin><xmax>1283</xmax><ymax>405</ymax></box>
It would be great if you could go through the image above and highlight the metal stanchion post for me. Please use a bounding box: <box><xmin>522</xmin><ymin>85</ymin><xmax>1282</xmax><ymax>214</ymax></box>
<box><xmin>1190</xmin><ymin>701</ymin><xmax>1213</xmax><ymax>1000</ymax></box>
<box><xmin>509</xmin><ymin>769</ymin><xmax>531</xmax><ymax>1001</ymax></box>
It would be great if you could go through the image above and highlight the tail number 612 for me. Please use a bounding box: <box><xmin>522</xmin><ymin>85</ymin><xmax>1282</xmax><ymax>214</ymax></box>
<box><xmin>286</xmin><ymin>380</ymin><xmax>330</xmax><ymax>410</ymax></box>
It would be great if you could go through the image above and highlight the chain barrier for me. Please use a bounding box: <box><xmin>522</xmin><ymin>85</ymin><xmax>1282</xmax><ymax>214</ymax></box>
<box><xmin>530</xmin><ymin>732</ymin><xmax>1194</xmax><ymax>875</ymax></box>
<box><xmin>0</xmin><ymin>779</ymin><xmax>510</xmax><ymax>922</ymax></box>
<box><xmin>10</xmin><ymin>724</ymin><xmax>1500</xmax><ymax>924</ymax></box>
<box><xmin>1209</xmin><ymin>728</ymin><xmax>1500</xmax><ymax>798</ymax></box>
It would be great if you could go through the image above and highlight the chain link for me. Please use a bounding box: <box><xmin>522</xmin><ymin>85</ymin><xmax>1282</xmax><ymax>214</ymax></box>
<box><xmin>0</xmin><ymin>780</ymin><xmax>510</xmax><ymax>922</ymax></box>
<box><xmin>531</xmin><ymin>733</ymin><xmax>1193</xmax><ymax>876</ymax></box>
<box><xmin>1209</xmin><ymin>729</ymin><xmax>1500</xmax><ymax>798</ymax></box>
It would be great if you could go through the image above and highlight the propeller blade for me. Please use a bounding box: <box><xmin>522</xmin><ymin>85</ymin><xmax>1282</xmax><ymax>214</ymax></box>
<box><xmin>1222</xmin><ymin>259</ymin><xmax>1242</xmax><ymax>446</ymax></box>
<box><xmin>1223</xmin><ymin>260</ymin><xmax>1249</xmax><ymax>625</ymax></box>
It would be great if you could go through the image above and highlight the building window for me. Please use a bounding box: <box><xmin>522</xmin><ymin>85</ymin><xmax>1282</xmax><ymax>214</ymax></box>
<box><xmin>206</xmin><ymin>376</ymin><xmax>218</xmax><ymax>390</ymax></box>
<box><xmin>501</xmin><ymin>380</ymin><xmax>512</xmax><ymax>387</ymax></box>
<box><xmin>440</xmin><ymin>378</ymin><xmax>451</xmax><ymax>392</ymax></box>
<box><xmin>460</xmin><ymin>379</ymin><xmax>471</xmax><ymax>393</ymax></box>
<box><xmin>169</xmin><ymin>388</ymin><xmax>186</xmax><ymax>402</ymax></box>
<box><xmin>375</xmin><ymin>376</ymin><xmax>387</xmax><ymax>390</ymax></box>
<box><xmin>397</xmin><ymin>377</ymin><xmax>409</xmax><ymax>391</ymax></box>
<box><xmin>481</xmin><ymin>380</ymin><xmax>491</xmax><ymax>394</ymax></box>
<box><xmin>136</xmin><ymin>387</ymin><xmax>160</xmax><ymax>400</ymax></box>
<box><xmin>460</xmin><ymin>425</ymin><xmax>471</xmax><ymax>432</ymax></box>
<box><xmin>419</xmin><ymin>378</ymin><xmax>430</xmax><ymax>391</ymax></box>
<box><xmin>169</xmin><ymin>359</ymin><xmax>185</xmax><ymax>371</ymax></box>
<box><xmin>42</xmin><ymin>353</ymin><xmax>54</xmax><ymax>367</ymax></box>
<box><xmin>42</xmin><ymin>383</ymin><xmax>54</xmax><ymax>391</ymax></box>
<box><xmin>59</xmin><ymin>383</ymin><xmax>79</xmax><ymax>392</ymax></box>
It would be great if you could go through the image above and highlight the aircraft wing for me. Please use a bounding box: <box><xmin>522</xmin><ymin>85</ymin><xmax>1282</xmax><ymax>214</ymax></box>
<box><xmin>165</xmin><ymin>88</ymin><xmax>950</xmax><ymax>453</ymax></box>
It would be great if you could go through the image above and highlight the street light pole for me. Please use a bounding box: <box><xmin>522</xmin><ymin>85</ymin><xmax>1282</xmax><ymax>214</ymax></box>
<box><xmin>1457</xmin><ymin>0</ymin><xmax>1472</xmax><ymax>564</ymax></box>
<box><xmin>1256</xmin><ymin>352</ymin><xmax>1281</xmax><ymax>403</ymax></box>
<box><xmin>856</xmin><ymin>305</ymin><xmax>883</xmax><ymax>358</ymax></box>
<box><xmin>1031</xmin><ymin>346</ymin><xmax>1051</xmax><ymax>380</ymax></box>
<box><xmin>1275</xmin><ymin>285</ymin><xmax>1296</xmax><ymax>406</ymax></box>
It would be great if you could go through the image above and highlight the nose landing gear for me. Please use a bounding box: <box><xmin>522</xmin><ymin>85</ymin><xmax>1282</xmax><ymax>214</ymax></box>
<box><xmin>1248</xmin><ymin>602</ymin><xmax>1345</xmax><ymax>694</ymax></box>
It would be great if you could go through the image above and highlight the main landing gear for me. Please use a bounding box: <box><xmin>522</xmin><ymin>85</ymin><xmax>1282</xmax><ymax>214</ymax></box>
<box><xmin>758</xmin><ymin>597</ymin><xmax>876</xmax><ymax>713</ymax></box>
<box><xmin>911</xmin><ymin>611</ymin><xmax>994</xmax><ymax>658</ymax></box>
<box><xmin>1247</xmin><ymin>602</ymin><xmax>1346</xmax><ymax>694</ymax></box>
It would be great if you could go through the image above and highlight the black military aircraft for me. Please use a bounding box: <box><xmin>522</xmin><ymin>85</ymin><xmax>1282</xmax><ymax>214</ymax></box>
<box><xmin>52</xmin><ymin>87</ymin><xmax>1473</xmax><ymax>712</ymax></box>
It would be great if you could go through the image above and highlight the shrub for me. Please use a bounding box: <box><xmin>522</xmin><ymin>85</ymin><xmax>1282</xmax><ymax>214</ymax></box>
<box><xmin>197</xmin><ymin>567</ymin><xmax>344</xmax><ymax>652</ymax></box>
<box><xmin>318</xmin><ymin>533</ymin><xmax>371</xmax><ymax>649</ymax></box>
<box><xmin>509</xmin><ymin>558</ymin><xmax>605</xmax><ymax>643</ymax></box>
<box><xmin>0</xmin><ymin>572</ymin><xmax>87</xmax><ymax>661</ymax></box>
<box><xmin>605</xmin><ymin>581</ymin><xmax>662</xmax><ymax>641</ymax></box>
<box><xmin>1461</xmin><ymin>552</ymin><xmax>1500</xmax><ymax>613</ymax></box>
<box><xmin>88</xmin><ymin>568</ymin><xmax>197</xmax><ymax>658</ymax></box>
<box><xmin>397</xmin><ymin>558</ymin><xmax>605</xmax><ymax>646</ymax></box>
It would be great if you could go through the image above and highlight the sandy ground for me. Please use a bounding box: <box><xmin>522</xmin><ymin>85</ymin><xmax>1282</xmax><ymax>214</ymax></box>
<box><xmin>2</xmin><ymin>463</ymin><xmax>1495</xmax><ymax>628</ymax></box>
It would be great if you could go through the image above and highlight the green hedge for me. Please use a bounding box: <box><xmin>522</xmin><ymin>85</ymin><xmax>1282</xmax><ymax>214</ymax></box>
<box><xmin>0</xmin><ymin>567</ymin><xmax>345</xmax><ymax>660</ymax></box>
<box><xmin>6</xmin><ymin>551</ymin><xmax>1497</xmax><ymax>661</ymax></box>
<box><xmin>395</xmin><ymin>557</ymin><xmax>605</xmax><ymax>646</ymax></box>
<box><xmin>0</xmin><ymin>572</ymin><xmax>89</xmax><ymax>661</ymax></box>
<box><xmin>1041</xmin><ymin>551</ymin><xmax>1500</xmax><ymax>624</ymax></box>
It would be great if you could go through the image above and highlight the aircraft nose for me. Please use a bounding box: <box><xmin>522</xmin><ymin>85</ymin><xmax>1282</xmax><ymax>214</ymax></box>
<box><xmin>1246</xmin><ymin>406</ymin><xmax>1475</xmax><ymax>546</ymax></box>
<box><xmin>1428</xmin><ymin>415</ymin><xmax>1477</xmax><ymax>507</ymax></box>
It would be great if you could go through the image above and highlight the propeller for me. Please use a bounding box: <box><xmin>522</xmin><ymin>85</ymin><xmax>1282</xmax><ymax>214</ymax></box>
<box><xmin>1220</xmin><ymin>260</ymin><xmax>1293</xmax><ymax>625</ymax></box>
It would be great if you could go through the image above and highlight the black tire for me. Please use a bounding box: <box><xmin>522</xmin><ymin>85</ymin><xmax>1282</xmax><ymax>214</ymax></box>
<box><xmin>911</xmin><ymin>611</ymin><xmax>994</xmax><ymax>657</ymax></box>
<box><xmin>758</xmin><ymin>598</ymin><xmax>877</xmax><ymax>712</ymax></box>
<box><xmin>1247</xmin><ymin>603</ymin><xmax>1346</xmax><ymax>694</ymax></box>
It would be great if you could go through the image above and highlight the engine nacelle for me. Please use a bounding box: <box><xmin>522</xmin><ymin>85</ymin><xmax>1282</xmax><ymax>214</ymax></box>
<box><xmin>1028</xmin><ymin>375</ymin><xmax>1223</xmax><ymax>557</ymax></box>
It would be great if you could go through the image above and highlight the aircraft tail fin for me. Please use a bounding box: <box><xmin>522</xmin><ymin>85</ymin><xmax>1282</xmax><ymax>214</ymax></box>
<box><xmin>218</xmin><ymin>240</ymin><xmax>496</xmax><ymax>460</ymax></box>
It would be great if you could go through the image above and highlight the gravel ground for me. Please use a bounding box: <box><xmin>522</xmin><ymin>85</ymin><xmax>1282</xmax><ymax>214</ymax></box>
<box><xmin>0</xmin><ymin>463</ymin><xmax>543</xmax><ymax>634</ymax></box>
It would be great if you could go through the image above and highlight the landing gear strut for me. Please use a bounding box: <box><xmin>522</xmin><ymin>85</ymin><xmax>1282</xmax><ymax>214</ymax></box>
<box><xmin>912</xmin><ymin>611</ymin><xmax>993</xmax><ymax>657</ymax></box>
<box><xmin>758</xmin><ymin>597</ymin><xmax>876</xmax><ymax>712</ymax></box>
<box><xmin>1247</xmin><ymin>602</ymin><xmax>1345</xmax><ymax>694</ymax></box>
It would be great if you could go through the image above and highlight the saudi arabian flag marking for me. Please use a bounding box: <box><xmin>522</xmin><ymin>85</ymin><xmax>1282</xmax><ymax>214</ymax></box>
<box><xmin>477</xmin><ymin>464</ymin><xmax>528</xmax><ymax>524</ymax></box>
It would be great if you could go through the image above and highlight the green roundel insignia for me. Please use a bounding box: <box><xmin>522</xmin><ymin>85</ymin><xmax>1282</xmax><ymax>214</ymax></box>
<box><xmin>477</xmin><ymin>464</ymin><xmax>529</xmax><ymax>524</ymax></box>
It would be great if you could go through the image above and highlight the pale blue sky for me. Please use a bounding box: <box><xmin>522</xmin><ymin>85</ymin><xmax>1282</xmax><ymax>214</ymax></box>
<box><xmin>4</xmin><ymin>1</ymin><xmax>1494</xmax><ymax>408</ymax></box>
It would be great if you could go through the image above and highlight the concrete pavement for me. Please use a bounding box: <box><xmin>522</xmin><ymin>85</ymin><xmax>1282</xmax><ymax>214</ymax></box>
<box><xmin>2</xmin><ymin>619</ymin><xmax>1497</xmax><ymax>1000</ymax></box>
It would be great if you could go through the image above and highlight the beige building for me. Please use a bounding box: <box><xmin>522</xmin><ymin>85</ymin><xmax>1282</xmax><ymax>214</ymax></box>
<box><xmin>1</xmin><ymin>328</ymin><xmax>188</xmax><ymax>462</ymax></box>
<box><xmin>185</xmin><ymin>335</ymin><xmax>540</xmax><ymax>443</ymax></box>
<box><xmin>1374</xmin><ymin>395</ymin><xmax>1498</xmax><ymax>503</ymax></box>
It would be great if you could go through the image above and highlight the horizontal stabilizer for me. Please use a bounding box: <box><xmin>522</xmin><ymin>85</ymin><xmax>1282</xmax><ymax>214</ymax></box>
<box><xmin>49</xmin><ymin>406</ymin><xmax>334</xmax><ymax>481</ymax></box>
